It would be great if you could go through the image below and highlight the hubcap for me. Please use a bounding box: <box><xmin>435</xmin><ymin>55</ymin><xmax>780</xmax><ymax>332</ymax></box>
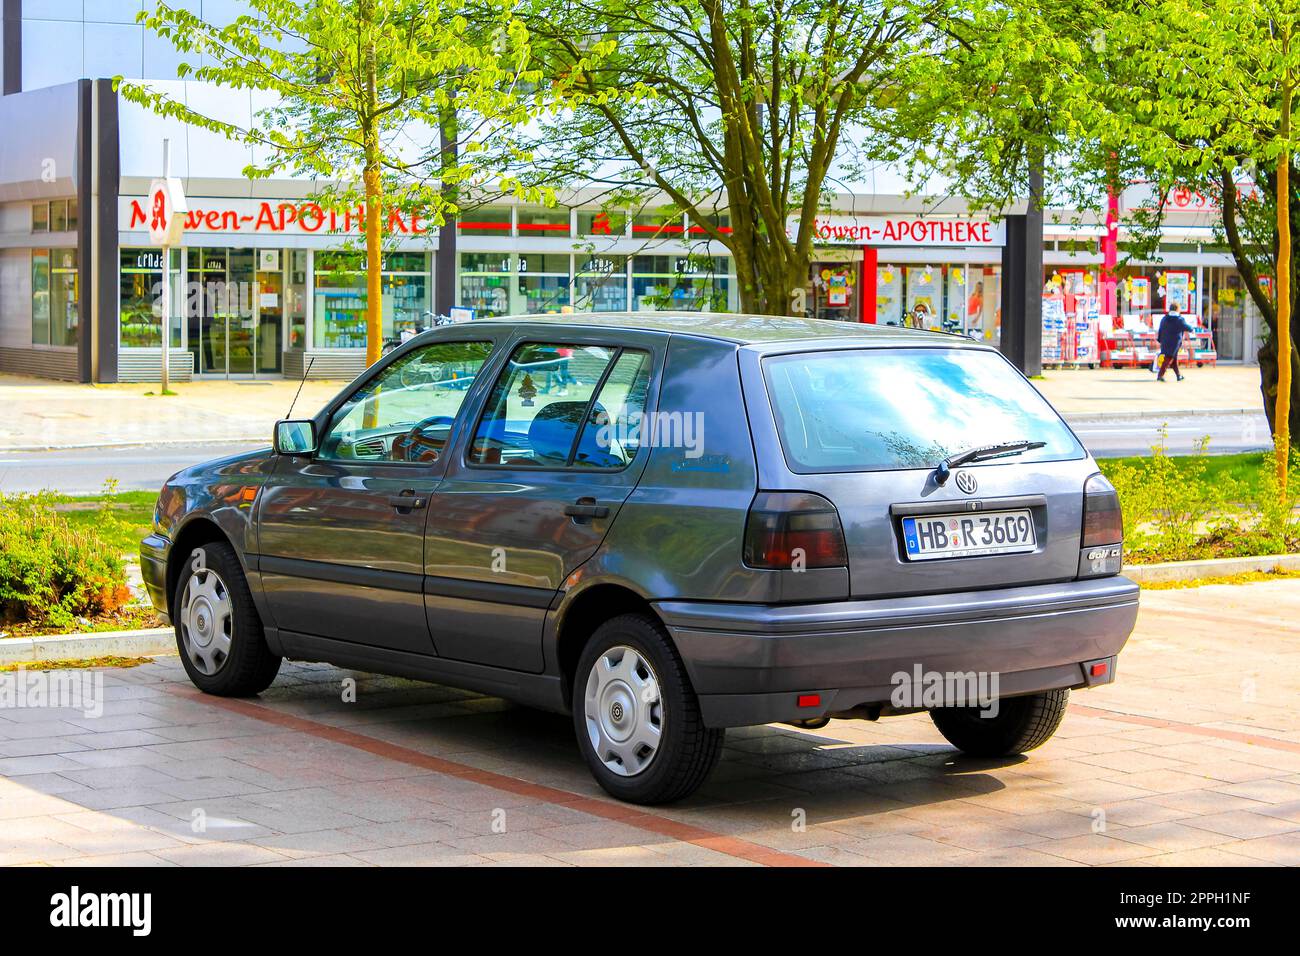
<box><xmin>180</xmin><ymin>566</ymin><xmax>233</xmax><ymax>676</ymax></box>
<box><xmin>584</xmin><ymin>645</ymin><xmax>663</xmax><ymax>777</ymax></box>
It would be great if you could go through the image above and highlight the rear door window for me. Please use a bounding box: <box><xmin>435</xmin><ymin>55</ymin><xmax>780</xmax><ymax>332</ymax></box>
<box><xmin>762</xmin><ymin>347</ymin><xmax>1083</xmax><ymax>473</ymax></box>
<box><xmin>468</xmin><ymin>343</ymin><xmax>651</xmax><ymax>469</ymax></box>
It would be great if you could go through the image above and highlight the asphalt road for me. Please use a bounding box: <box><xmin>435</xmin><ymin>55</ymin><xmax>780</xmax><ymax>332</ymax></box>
<box><xmin>1070</xmin><ymin>412</ymin><xmax>1273</xmax><ymax>457</ymax></box>
<box><xmin>0</xmin><ymin>412</ymin><xmax>1274</xmax><ymax>496</ymax></box>
<box><xmin>0</xmin><ymin>442</ymin><xmax>263</xmax><ymax>495</ymax></box>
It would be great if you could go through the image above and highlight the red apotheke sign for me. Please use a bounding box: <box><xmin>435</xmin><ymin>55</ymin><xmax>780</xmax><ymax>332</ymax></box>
<box><xmin>123</xmin><ymin>196</ymin><xmax>431</xmax><ymax>236</ymax></box>
<box><xmin>790</xmin><ymin>214</ymin><xmax>1007</xmax><ymax>247</ymax></box>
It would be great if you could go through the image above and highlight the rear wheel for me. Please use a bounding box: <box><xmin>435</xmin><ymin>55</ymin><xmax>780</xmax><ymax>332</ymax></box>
<box><xmin>572</xmin><ymin>613</ymin><xmax>724</xmax><ymax>804</ymax></box>
<box><xmin>930</xmin><ymin>688</ymin><xmax>1069</xmax><ymax>757</ymax></box>
<box><xmin>173</xmin><ymin>540</ymin><xmax>281</xmax><ymax>697</ymax></box>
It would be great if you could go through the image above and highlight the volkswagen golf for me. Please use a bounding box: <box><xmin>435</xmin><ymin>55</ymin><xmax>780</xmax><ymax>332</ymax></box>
<box><xmin>141</xmin><ymin>313</ymin><xmax>1138</xmax><ymax>804</ymax></box>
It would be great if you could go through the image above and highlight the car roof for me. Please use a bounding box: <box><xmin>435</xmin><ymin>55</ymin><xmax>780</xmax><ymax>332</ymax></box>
<box><xmin>455</xmin><ymin>311</ymin><xmax>982</xmax><ymax>348</ymax></box>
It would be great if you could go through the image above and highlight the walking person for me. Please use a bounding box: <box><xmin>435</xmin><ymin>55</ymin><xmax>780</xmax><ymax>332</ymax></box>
<box><xmin>1156</xmin><ymin>302</ymin><xmax>1191</xmax><ymax>382</ymax></box>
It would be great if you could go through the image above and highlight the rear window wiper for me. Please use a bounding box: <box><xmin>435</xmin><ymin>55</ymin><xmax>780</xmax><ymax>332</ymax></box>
<box><xmin>934</xmin><ymin>440</ymin><xmax>1047</xmax><ymax>485</ymax></box>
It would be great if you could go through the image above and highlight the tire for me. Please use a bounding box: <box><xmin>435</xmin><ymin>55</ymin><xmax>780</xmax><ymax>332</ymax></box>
<box><xmin>572</xmin><ymin>613</ymin><xmax>724</xmax><ymax>804</ymax></box>
<box><xmin>930</xmin><ymin>688</ymin><xmax>1069</xmax><ymax>757</ymax></box>
<box><xmin>173</xmin><ymin>540</ymin><xmax>281</xmax><ymax>697</ymax></box>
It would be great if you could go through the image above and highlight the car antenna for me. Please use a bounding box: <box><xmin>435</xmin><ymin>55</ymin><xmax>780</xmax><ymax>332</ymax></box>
<box><xmin>285</xmin><ymin>356</ymin><xmax>314</xmax><ymax>419</ymax></box>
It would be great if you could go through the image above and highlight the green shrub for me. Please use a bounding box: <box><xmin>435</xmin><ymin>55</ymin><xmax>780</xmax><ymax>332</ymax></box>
<box><xmin>1104</xmin><ymin>432</ymin><xmax>1300</xmax><ymax>564</ymax></box>
<box><xmin>0</xmin><ymin>492</ymin><xmax>130</xmax><ymax>630</ymax></box>
<box><xmin>1106</xmin><ymin>429</ymin><xmax>1241</xmax><ymax>562</ymax></box>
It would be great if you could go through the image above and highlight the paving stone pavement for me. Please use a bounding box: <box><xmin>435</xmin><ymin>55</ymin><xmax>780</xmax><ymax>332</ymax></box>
<box><xmin>2</xmin><ymin>579</ymin><xmax>1298</xmax><ymax>867</ymax></box>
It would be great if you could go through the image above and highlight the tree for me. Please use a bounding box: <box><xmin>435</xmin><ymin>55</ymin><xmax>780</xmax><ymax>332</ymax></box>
<box><xmin>901</xmin><ymin>0</ymin><xmax>1300</xmax><ymax>481</ymax></box>
<box><xmin>514</xmin><ymin>0</ymin><xmax>939</xmax><ymax>315</ymax></box>
<box><xmin>119</xmin><ymin>0</ymin><xmax>559</xmax><ymax>366</ymax></box>
<box><xmin>1095</xmin><ymin>0</ymin><xmax>1300</xmax><ymax>484</ymax></box>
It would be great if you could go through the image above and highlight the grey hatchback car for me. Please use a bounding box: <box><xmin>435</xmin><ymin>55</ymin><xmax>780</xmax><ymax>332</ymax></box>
<box><xmin>142</xmin><ymin>313</ymin><xmax>1137</xmax><ymax>803</ymax></box>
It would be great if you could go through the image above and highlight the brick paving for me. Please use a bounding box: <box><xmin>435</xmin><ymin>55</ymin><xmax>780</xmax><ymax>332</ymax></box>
<box><xmin>2</xmin><ymin>579</ymin><xmax>1298</xmax><ymax>867</ymax></box>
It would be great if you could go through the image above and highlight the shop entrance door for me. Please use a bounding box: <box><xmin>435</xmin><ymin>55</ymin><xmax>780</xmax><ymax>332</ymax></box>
<box><xmin>190</xmin><ymin>248</ymin><xmax>283</xmax><ymax>378</ymax></box>
<box><xmin>223</xmin><ymin>249</ymin><xmax>257</xmax><ymax>375</ymax></box>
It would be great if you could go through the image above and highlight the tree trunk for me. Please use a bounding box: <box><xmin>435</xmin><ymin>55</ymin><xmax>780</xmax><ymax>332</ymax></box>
<box><xmin>1220</xmin><ymin>163</ymin><xmax>1300</xmax><ymax>448</ymax></box>
<box><xmin>1279</xmin><ymin>30</ymin><xmax>1293</xmax><ymax>484</ymax></box>
<box><xmin>362</xmin><ymin>3</ymin><xmax>382</xmax><ymax>369</ymax></box>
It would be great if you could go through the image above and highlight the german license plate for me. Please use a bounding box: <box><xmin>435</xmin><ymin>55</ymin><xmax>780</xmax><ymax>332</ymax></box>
<box><xmin>902</xmin><ymin>509</ymin><xmax>1036</xmax><ymax>560</ymax></box>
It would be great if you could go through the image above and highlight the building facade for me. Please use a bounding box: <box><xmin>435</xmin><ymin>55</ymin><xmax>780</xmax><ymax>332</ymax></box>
<box><xmin>0</xmin><ymin>1</ymin><xmax>1264</xmax><ymax>383</ymax></box>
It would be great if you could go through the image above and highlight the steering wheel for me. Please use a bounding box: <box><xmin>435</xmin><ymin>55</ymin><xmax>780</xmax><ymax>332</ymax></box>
<box><xmin>392</xmin><ymin>415</ymin><xmax>456</xmax><ymax>463</ymax></box>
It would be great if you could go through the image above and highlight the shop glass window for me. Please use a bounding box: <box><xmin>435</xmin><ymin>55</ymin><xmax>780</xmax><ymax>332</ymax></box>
<box><xmin>459</xmin><ymin>253</ymin><xmax>514</xmax><ymax>318</ymax></box>
<box><xmin>631</xmin><ymin>210</ymin><xmax>685</xmax><ymax>237</ymax></box>
<box><xmin>49</xmin><ymin>249</ymin><xmax>79</xmax><ymax>347</ymax></box>
<box><xmin>632</xmin><ymin>255</ymin><xmax>730</xmax><ymax>311</ymax></box>
<box><xmin>457</xmin><ymin>207</ymin><xmax>512</xmax><ymax>236</ymax></box>
<box><xmin>312</xmin><ymin>251</ymin><xmax>430</xmax><ymax>348</ymax></box>
<box><xmin>875</xmin><ymin>264</ymin><xmax>904</xmax><ymax>325</ymax></box>
<box><xmin>287</xmin><ymin>250</ymin><xmax>308</xmax><ymax>350</ymax></box>
<box><xmin>31</xmin><ymin>247</ymin><xmax>82</xmax><ymax>347</ymax></box>
<box><xmin>50</xmin><ymin>200</ymin><xmax>68</xmax><ymax>233</ymax></box>
<box><xmin>31</xmin><ymin>252</ymin><xmax>50</xmax><ymax>345</ymax></box>
<box><xmin>119</xmin><ymin>248</ymin><xmax>181</xmax><ymax>348</ymax></box>
<box><xmin>517</xmin><ymin>208</ymin><xmax>571</xmax><ymax>237</ymax></box>
<box><xmin>32</xmin><ymin>203</ymin><xmax>49</xmax><ymax>232</ymax></box>
<box><xmin>574</xmin><ymin>255</ymin><xmax>629</xmax><ymax>311</ymax></box>
<box><xmin>518</xmin><ymin>254</ymin><xmax>571</xmax><ymax>314</ymax></box>
<box><xmin>578</xmin><ymin>209</ymin><xmax>627</xmax><ymax>236</ymax></box>
<box><xmin>67</xmin><ymin>198</ymin><xmax>78</xmax><ymax>230</ymax></box>
<box><xmin>468</xmin><ymin>343</ymin><xmax>630</xmax><ymax>468</ymax></box>
<box><xmin>808</xmin><ymin>261</ymin><xmax>859</xmax><ymax>322</ymax></box>
<box><xmin>905</xmin><ymin>266</ymin><xmax>943</xmax><ymax>331</ymax></box>
<box><xmin>461</xmin><ymin>252</ymin><xmax>512</xmax><ymax>274</ymax></box>
<box><xmin>688</xmin><ymin>212</ymin><xmax>732</xmax><ymax>235</ymax></box>
<box><xmin>319</xmin><ymin>341</ymin><xmax>494</xmax><ymax>463</ymax></box>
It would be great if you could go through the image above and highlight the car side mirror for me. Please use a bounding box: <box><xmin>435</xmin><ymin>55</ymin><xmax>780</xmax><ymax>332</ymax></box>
<box><xmin>274</xmin><ymin>419</ymin><xmax>316</xmax><ymax>456</ymax></box>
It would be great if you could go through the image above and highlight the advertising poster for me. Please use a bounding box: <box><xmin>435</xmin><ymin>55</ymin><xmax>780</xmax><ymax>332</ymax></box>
<box><xmin>1165</xmin><ymin>271</ymin><xmax>1192</xmax><ymax>312</ymax></box>
<box><xmin>1129</xmin><ymin>276</ymin><xmax>1151</xmax><ymax>309</ymax></box>
<box><xmin>827</xmin><ymin>271</ymin><xmax>849</xmax><ymax>306</ymax></box>
<box><xmin>876</xmin><ymin>265</ymin><xmax>903</xmax><ymax>325</ymax></box>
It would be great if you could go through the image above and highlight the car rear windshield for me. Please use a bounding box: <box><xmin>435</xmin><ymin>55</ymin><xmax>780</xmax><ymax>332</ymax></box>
<box><xmin>762</xmin><ymin>347</ymin><xmax>1084</xmax><ymax>473</ymax></box>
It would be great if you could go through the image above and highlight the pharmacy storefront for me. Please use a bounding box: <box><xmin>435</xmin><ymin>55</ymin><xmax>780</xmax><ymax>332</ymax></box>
<box><xmin>791</xmin><ymin>214</ymin><xmax>1007</xmax><ymax>345</ymax></box>
<box><xmin>117</xmin><ymin>195</ymin><xmax>437</xmax><ymax>381</ymax></box>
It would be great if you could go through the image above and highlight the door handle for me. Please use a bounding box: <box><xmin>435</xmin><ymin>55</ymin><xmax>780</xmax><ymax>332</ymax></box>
<box><xmin>564</xmin><ymin>499</ymin><xmax>609</xmax><ymax>519</ymax></box>
<box><xmin>388</xmin><ymin>491</ymin><xmax>427</xmax><ymax>511</ymax></box>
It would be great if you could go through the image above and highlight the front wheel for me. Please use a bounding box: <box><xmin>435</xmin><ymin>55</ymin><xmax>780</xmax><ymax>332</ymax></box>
<box><xmin>173</xmin><ymin>540</ymin><xmax>281</xmax><ymax>697</ymax></box>
<box><xmin>572</xmin><ymin>613</ymin><xmax>724</xmax><ymax>804</ymax></box>
<box><xmin>930</xmin><ymin>688</ymin><xmax>1069</xmax><ymax>757</ymax></box>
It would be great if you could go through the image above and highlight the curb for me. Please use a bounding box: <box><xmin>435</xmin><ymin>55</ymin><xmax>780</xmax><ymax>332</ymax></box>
<box><xmin>1063</xmin><ymin>407</ymin><xmax>1261</xmax><ymax>424</ymax></box>
<box><xmin>1124</xmin><ymin>553</ymin><xmax>1300</xmax><ymax>584</ymax></box>
<box><xmin>0</xmin><ymin>627</ymin><xmax>175</xmax><ymax>665</ymax></box>
<box><xmin>0</xmin><ymin>438</ymin><xmax>265</xmax><ymax>454</ymax></box>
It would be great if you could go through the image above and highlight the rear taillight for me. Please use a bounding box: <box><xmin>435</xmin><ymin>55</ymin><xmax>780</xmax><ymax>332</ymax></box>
<box><xmin>744</xmin><ymin>492</ymin><xmax>848</xmax><ymax>570</ymax></box>
<box><xmin>1081</xmin><ymin>473</ymin><xmax>1123</xmax><ymax>547</ymax></box>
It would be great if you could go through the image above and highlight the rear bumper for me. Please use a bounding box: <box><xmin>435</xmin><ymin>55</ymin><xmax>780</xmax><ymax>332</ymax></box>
<box><xmin>654</xmin><ymin>576</ymin><xmax>1139</xmax><ymax>728</ymax></box>
<box><xmin>140</xmin><ymin>533</ymin><xmax>171</xmax><ymax>622</ymax></box>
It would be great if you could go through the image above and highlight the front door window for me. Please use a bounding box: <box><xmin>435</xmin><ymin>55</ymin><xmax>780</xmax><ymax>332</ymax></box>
<box><xmin>319</xmin><ymin>341</ymin><xmax>494</xmax><ymax>463</ymax></box>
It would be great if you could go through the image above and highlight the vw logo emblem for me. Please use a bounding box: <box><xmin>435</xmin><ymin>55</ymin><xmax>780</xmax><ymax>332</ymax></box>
<box><xmin>954</xmin><ymin>471</ymin><xmax>978</xmax><ymax>495</ymax></box>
